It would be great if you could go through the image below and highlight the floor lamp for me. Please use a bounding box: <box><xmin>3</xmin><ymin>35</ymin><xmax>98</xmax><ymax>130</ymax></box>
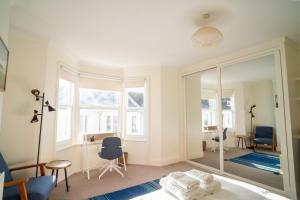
<box><xmin>249</xmin><ymin>104</ymin><xmax>256</xmax><ymax>147</ymax></box>
<box><xmin>30</xmin><ymin>89</ymin><xmax>56</xmax><ymax>177</ymax></box>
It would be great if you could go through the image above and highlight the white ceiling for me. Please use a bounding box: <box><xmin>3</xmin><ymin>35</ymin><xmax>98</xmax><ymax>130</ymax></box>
<box><xmin>10</xmin><ymin>0</ymin><xmax>300</xmax><ymax>68</ymax></box>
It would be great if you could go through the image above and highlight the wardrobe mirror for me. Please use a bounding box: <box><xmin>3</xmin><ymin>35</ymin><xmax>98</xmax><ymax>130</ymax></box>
<box><xmin>185</xmin><ymin>68</ymin><xmax>220</xmax><ymax>170</ymax></box>
<box><xmin>221</xmin><ymin>55</ymin><xmax>284</xmax><ymax>190</ymax></box>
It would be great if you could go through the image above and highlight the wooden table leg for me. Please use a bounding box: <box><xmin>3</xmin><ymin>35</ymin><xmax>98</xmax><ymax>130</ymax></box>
<box><xmin>55</xmin><ymin>169</ymin><xmax>58</xmax><ymax>187</ymax></box>
<box><xmin>244</xmin><ymin>139</ymin><xmax>247</xmax><ymax>149</ymax></box>
<box><xmin>51</xmin><ymin>169</ymin><xmax>54</xmax><ymax>176</ymax></box>
<box><xmin>64</xmin><ymin>168</ymin><xmax>69</xmax><ymax>192</ymax></box>
<box><xmin>242</xmin><ymin>138</ymin><xmax>244</xmax><ymax>149</ymax></box>
<box><xmin>237</xmin><ymin>138</ymin><xmax>240</xmax><ymax>148</ymax></box>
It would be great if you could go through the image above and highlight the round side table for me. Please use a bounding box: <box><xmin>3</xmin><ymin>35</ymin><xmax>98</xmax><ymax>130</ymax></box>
<box><xmin>46</xmin><ymin>160</ymin><xmax>72</xmax><ymax>192</ymax></box>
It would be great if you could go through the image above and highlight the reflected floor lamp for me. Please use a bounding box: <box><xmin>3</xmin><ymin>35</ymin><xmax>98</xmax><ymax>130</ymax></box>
<box><xmin>31</xmin><ymin>89</ymin><xmax>56</xmax><ymax>177</ymax></box>
<box><xmin>249</xmin><ymin>104</ymin><xmax>256</xmax><ymax>148</ymax></box>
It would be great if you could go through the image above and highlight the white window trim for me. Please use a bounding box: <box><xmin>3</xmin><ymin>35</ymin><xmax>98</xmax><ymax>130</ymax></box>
<box><xmin>122</xmin><ymin>77</ymin><xmax>149</xmax><ymax>141</ymax></box>
<box><xmin>56</xmin><ymin>79</ymin><xmax>78</xmax><ymax>149</ymax></box>
<box><xmin>55</xmin><ymin>65</ymin><xmax>79</xmax><ymax>150</ymax></box>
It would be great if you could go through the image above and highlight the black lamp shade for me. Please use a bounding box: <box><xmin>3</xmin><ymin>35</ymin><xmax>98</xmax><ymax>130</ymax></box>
<box><xmin>45</xmin><ymin>101</ymin><xmax>56</xmax><ymax>112</ymax></box>
<box><xmin>31</xmin><ymin>115</ymin><xmax>39</xmax><ymax>123</ymax></box>
<box><xmin>48</xmin><ymin>105</ymin><xmax>56</xmax><ymax>112</ymax></box>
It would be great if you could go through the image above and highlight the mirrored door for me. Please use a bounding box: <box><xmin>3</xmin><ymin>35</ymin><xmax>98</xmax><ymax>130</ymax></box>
<box><xmin>185</xmin><ymin>68</ymin><xmax>220</xmax><ymax>170</ymax></box>
<box><xmin>221</xmin><ymin>54</ymin><xmax>285</xmax><ymax>190</ymax></box>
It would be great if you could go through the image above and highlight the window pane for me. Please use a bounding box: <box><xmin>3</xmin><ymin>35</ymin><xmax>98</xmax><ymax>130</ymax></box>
<box><xmin>201</xmin><ymin>99</ymin><xmax>216</xmax><ymax>109</ymax></box>
<box><xmin>202</xmin><ymin>110</ymin><xmax>217</xmax><ymax>127</ymax></box>
<box><xmin>222</xmin><ymin>97</ymin><xmax>232</xmax><ymax>110</ymax></box>
<box><xmin>80</xmin><ymin>109</ymin><xmax>119</xmax><ymax>134</ymax></box>
<box><xmin>127</xmin><ymin>88</ymin><xmax>144</xmax><ymax>108</ymax></box>
<box><xmin>223</xmin><ymin>110</ymin><xmax>233</xmax><ymax>128</ymax></box>
<box><xmin>58</xmin><ymin>79</ymin><xmax>74</xmax><ymax>106</ymax></box>
<box><xmin>80</xmin><ymin>88</ymin><xmax>119</xmax><ymax>107</ymax></box>
<box><xmin>126</xmin><ymin>111</ymin><xmax>144</xmax><ymax>136</ymax></box>
<box><xmin>57</xmin><ymin>107</ymin><xmax>72</xmax><ymax>142</ymax></box>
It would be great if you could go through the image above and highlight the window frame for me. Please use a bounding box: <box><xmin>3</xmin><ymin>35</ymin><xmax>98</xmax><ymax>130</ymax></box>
<box><xmin>79</xmin><ymin>88</ymin><xmax>121</xmax><ymax>136</ymax></box>
<box><xmin>201</xmin><ymin>98</ymin><xmax>217</xmax><ymax>131</ymax></box>
<box><xmin>221</xmin><ymin>94</ymin><xmax>236</xmax><ymax>131</ymax></box>
<box><xmin>56</xmin><ymin>78</ymin><xmax>76</xmax><ymax>147</ymax></box>
<box><xmin>123</xmin><ymin>78</ymin><xmax>149</xmax><ymax>141</ymax></box>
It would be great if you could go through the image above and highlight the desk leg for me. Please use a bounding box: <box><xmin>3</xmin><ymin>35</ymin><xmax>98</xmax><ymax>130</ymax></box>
<box><xmin>55</xmin><ymin>169</ymin><xmax>58</xmax><ymax>187</ymax></box>
<box><xmin>244</xmin><ymin>139</ymin><xmax>247</xmax><ymax>149</ymax></box>
<box><xmin>242</xmin><ymin>139</ymin><xmax>244</xmax><ymax>149</ymax></box>
<box><xmin>51</xmin><ymin>169</ymin><xmax>54</xmax><ymax>175</ymax></box>
<box><xmin>237</xmin><ymin>138</ymin><xmax>240</xmax><ymax>148</ymax></box>
<box><xmin>64</xmin><ymin>168</ymin><xmax>69</xmax><ymax>192</ymax></box>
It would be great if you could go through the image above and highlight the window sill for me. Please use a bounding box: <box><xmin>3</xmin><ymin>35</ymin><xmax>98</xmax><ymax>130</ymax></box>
<box><xmin>123</xmin><ymin>136</ymin><xmax>147</xmax><ymax>142</ymax></box>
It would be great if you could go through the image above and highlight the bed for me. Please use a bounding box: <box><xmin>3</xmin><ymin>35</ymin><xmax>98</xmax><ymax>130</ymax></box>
<box><xmin>132</xmin><ymin>174</ymin><xmax>289</xmax><ymax>200</ymax></box>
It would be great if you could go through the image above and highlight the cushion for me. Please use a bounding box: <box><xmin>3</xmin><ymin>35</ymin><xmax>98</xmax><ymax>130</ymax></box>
<box><xmin>0</xmin><ymin>153</ymin><xmax>13</xmax><ymax>182</ymax></box>
<box><xmin>253</xmin><ymin>138</ymin><xmax>273</xmax><ymax>145</ymax></box>
<box><xmin>255</xmin><ymin>126</ymin><xmax>273</xmax><ymax>139</ymax></box>
<box><xmin>3</xmin><ymin>176</ymin><xmax>55</xmax><ymax>200</ymax></box>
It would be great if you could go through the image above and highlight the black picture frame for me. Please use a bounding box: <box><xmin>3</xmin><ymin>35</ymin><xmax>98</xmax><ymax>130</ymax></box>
<box><xmin>0</xmin><ymin>36</ymin><xmax>9</xmax><ymax>91</ymax></box>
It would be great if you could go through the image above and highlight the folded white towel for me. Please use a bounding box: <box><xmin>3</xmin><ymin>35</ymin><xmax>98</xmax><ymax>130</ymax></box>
<box><xmin>185</xmin><ymin>169</ymin><xmax>214</xmax><ymax>185</ymax></box>
<box><xmin>169</xmin><ymin>172</ymin><xmax>185</xmax><ymax>179</ymax></box>
<box><xmin>164</xmin><ymin>177</ymin><xmax>198</xmax><ymax>193</ymax></box>
<box><xmin>160</xmin><ymin>177</ymin><xmax>204</xmax><ymax>200</ymax></box>
<box><xmin>201</xmin><ymin>181</ymin><xmax>221</xmax><ymax>195</ymax></box>
<box><xmin>168</xmin><ymin>172</ymin><xmax>199</xmax><ymax>190</ymax></box>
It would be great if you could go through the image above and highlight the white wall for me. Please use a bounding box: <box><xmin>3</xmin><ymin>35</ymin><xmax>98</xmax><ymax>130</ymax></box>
<box><xmin>161</xmin><ymin>67</ymin><xmax>180</xmax><ymax>165</ymax></box>
<box><xmin>0</xmin><ymin>33</ymin><xmax>48</xmax><ymax>168</ymax></box>
<box><xmin>0</xmin><ymin>0</ymin><xmax>11</xmax><ymax>132</ymax></box>
<box><xmin>243</xmin><ymin>80</ymin><xmax>276</xmax><ymax>132</ymax></box>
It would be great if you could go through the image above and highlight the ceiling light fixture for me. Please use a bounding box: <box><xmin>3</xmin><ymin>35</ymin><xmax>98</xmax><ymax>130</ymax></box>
<box><xmin>192</xmin><ymin>13</ymin><xmax>223</xmax><ymax>48</ymax></box>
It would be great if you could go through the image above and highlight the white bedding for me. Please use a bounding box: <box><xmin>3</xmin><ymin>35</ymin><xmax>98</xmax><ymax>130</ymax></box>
<box><xmin>133</xmin><ymin>174</ymin><xmax>289</xmax><ymax>200</ymax></box>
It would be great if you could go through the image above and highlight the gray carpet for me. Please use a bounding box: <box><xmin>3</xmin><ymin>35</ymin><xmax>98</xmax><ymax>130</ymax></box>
<box><xmin>191</xmin><ymin>148</ymin><xmax>283</xmax><ymax>189</ymax></box>
<box><xmin>49</xmin><ymin>162</ymin><xmax>204</xmax><ymax>200</ymax></box>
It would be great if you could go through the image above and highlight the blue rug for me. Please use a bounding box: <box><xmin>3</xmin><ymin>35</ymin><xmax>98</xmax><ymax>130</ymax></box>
<box><xmin>88</xmin><ymin>179</ymin><xmax>162</xmax><ymax>200</ymax></box>
<box><xmin>228</xmin><ymin>152</ymin><xmax>280</xmax><ymax>174</ymax></box>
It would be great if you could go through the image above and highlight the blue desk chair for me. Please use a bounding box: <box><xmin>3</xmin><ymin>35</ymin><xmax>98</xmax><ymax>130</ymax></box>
<box><xmin>253</xmin><ymin>126</ymin><xmax>275</xmax><ymax>152</ymax></box>
<box><xmin>98</xmin><ymin>137</ymin><xmax>126</xmax><ymax>179</ymax></box>
<box><xmin>0</xmin><ymin>153</ymin><xmax>55</xmax><ymax>200</ymax></box>
<box><xmin>211</xmin><ymin>128</ymin><xmax>228</xmax><ymax>151</ymax></box>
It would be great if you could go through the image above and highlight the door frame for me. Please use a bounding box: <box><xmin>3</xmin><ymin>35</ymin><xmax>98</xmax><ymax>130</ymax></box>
<box><xmin>182</xmin><ymin>48</ymin><xmax>291</xmax><ymax>197</ymax></box>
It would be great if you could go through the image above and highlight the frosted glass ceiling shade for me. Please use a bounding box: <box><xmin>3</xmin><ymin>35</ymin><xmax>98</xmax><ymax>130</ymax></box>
<box><xmin>192</xmin><ymin>26</ymin><xmax>223</xmax><ymax>47</ymax></box>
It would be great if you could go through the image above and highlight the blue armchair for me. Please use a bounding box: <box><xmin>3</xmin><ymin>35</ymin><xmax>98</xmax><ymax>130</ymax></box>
<box><xmin>0</xmin><ymin>153</ymin><xmax>55</xmax><ymax>200</ymax></box>
<box><xmin>253</xmin><ymin>126</ymin><xmax>275</xmax><ymax>152</ymax></box>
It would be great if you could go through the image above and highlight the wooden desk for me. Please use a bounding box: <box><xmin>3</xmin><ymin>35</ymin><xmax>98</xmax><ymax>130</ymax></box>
<box><xmin>236</xmin><ymin>135</ymin><xmax>250</xmax><ymax>149</ymax></box>
<box><xmin>46</xmin><ymin>160</ymin><xmax>71</xmax><ymax>192</ymax></box>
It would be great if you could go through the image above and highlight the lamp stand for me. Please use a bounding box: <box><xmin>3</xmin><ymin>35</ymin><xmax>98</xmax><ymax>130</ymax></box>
<box><xmin>36</xmin><ymin>93</ymin><xmax>45</xmax><ymax>177</ymax></box>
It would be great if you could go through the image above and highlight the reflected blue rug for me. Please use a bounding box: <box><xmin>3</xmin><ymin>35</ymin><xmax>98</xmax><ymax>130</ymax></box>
<box><xmin>88</xmin><ymin>179</ymin><xmax>161</xmax><ymax>200</ymax></box>
<box><xmin>228</xmin><ymin>152</ymin><xmax>280</xmax><ymax>174</ymax></box>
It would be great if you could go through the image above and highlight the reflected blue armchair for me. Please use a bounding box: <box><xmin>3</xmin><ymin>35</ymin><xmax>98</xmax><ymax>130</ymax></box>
<box><xmin>0</xmin><ymin>153</ymin><xmax>55</xmax><ymax>200</ymax></box>
<box><xmin>253</xmin><ymin>126</ymin><xmax>275</xmax><ymax>152</ymax></box>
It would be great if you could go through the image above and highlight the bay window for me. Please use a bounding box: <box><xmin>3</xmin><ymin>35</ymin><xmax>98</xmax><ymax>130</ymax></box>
<box><xmin>79</xmin><ymin>88</ymin><xmax>120</xmax><ymax>134</ymax></box>
<box><xmin>125</xmin><ymin>87</ymin><xmax>145</xmax><ymax>136</ymax></box>
<box><xmin>222</xmin><ymin>97</ymin><xmax>235</xmax><ymax>129</ymax></box>
<box><xmin>201</xmin><ymin>98</ymin><xmax>217</xmax><ymax>131</ymax></box>
<box><xmin>56</xmin><ymin>79</ymin><xmax>74</xmax><ymax>143</ymax></box>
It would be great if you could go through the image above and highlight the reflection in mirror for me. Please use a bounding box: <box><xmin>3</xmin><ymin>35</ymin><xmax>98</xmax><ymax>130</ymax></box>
<box><xmin>185</xmin><ymin>68</ymin><xmax>220</xmax><ymax>170</ymax></box>
<box><xmin>221</xmin><ymin>55</ymin><xmax>283</xmax><ymax>190</ymax></box>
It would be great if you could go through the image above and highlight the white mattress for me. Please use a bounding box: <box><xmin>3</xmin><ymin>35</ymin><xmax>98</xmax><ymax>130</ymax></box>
<box><xmin>132</xmin><ymin>174</ymin><xmax>289</xmax><ymax>200</ymax></box>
